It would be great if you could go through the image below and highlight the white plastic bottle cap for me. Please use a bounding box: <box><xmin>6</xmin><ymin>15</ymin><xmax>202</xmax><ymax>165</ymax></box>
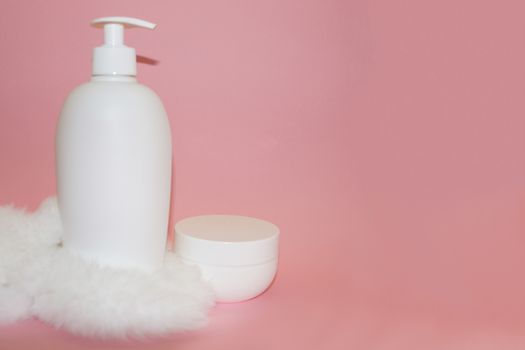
<box><xmin>91</xmin><ymin>17</ymin><xmax>156</xmax><ymax>76</ymax></box>
<box><xmin>175</xmin><ymin>215</ymin><xmax>280</xmax><ymax>302</ymax></box>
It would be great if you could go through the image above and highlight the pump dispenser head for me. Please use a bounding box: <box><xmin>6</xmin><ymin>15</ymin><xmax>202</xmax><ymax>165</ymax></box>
<box><xmin>91</xmin><ymin>17</ymin><xmax>156</xmax><ymax>76</ymax></box>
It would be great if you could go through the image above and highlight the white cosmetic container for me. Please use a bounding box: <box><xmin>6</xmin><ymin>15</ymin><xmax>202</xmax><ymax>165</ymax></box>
<box><xmin>56</xmin><ymin>17</ymin><xmax>171</xmax><ymax>270</ymax></box>
<box><xmin>175</xmin><ymin>215</ymin><xmax>279</xmax><ymax>302</ymax></box>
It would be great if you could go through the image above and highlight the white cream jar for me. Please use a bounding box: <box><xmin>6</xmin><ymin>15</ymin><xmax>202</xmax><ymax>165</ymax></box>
<box><xmin>175</xmin><ymin>215</ymin><xmax>279</xmax><ymax>302</ymax></box>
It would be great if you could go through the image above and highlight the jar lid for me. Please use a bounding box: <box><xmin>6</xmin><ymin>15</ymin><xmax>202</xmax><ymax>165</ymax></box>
<box><xmin>174</xmin><ymin>215</ymin><xmax>279</xmax><ymax>266</ymax></box>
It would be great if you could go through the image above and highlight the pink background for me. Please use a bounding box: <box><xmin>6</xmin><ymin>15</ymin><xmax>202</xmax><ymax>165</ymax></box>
<box><xmin>1</xmin><ymin>0</ymin><xmax>525</xmax><ymax>348</ymax></box>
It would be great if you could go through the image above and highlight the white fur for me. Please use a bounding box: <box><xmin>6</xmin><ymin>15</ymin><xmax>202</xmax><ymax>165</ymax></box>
<box><xmin>0</xmin><ymin>197</ymin><xmax>215</xmax><ymax>338</ymax></box>
<box><xmin>0</xmin><ymin>286</ymin><xmax>32</xmax><ymax>324</ymax></box>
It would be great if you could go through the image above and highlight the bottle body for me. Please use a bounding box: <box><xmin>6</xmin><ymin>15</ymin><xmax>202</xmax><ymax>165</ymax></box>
<box><xmin>56</xmin><ymin>76</ymin><xmax>172</xmax><ymax>270</ymax></box>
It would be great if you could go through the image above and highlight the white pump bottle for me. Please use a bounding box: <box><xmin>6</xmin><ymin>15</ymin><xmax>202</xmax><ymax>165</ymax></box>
<box><xmin>56</xmin><ymin>17</ymin><xmax>172</xmax><ymax>270</ymax></box>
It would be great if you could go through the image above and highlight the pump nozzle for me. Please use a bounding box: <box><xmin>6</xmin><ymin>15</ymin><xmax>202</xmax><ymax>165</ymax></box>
<box><xmin>91</xmin><ymin>17</ymin><xmax>156</xmax><ymax>76</ymax></box>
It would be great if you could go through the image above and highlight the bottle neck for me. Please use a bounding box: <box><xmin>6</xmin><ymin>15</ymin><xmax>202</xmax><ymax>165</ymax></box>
<box><xmin>91</xmin><ymin>75</ymin><xmax>137</xmax><ymax>83</ymax></box>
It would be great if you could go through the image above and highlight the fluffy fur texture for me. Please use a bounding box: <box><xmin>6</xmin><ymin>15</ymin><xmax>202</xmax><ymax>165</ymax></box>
<box><xmin>0</xmin><ymin>197</ymin><xmax>214</xmax><ymax>338</ymax></box>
